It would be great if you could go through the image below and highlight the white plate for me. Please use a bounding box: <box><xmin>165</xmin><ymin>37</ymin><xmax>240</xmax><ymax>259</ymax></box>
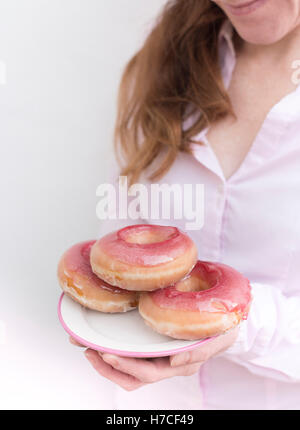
<box><xmin>58</xmin><ymin>293</ymin><xmax>211</xmax><ymax>357</ymax></box>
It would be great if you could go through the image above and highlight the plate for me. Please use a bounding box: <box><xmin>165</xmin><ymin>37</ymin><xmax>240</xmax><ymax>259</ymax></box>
<box><xmin>58</xmin><ymin>293</ymin><xmax>211</xmax><ymax>357</ymax></box>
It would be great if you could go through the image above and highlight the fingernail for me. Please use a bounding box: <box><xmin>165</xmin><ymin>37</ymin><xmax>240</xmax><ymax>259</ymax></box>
<box><xmin>102</xmin><ymin>354</ymin><xmax>119</xmax><ymax>367</ymax></box>
<box><xmin>84</xmin><ymin>350</ymin><xmax>92</xmax><ymax>359</ymax></box>
<box><xmin>84</xmin><ymin>350</ymin><xmax>95</xmax><ymax>363</ymax></box>
<box><xmin>171</xmin><ymin>352</ymin><xmax>188</xmax><ymax>367</ymax></box>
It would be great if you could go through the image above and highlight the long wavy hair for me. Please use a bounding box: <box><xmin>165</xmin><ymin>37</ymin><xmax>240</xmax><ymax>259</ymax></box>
<box><xmin>114</xmin><ymin>0</ymin><xmax>233</xmax><ymax>184</ymax></box>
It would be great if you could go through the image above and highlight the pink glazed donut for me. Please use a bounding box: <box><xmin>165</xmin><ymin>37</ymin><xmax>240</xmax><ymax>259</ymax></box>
<box><xmin>58</xmin><ymin>241</ymin><xmax>139</xmax><ymax>312</ymax></box>
<box><xmin>139</xmin><ymin>261</ymin><xmax>252</xmax><ymax>340</ymax></box>
<box><xmin>90</xmin><ymin>225</ymin><xmax>198</xmax><ymax>292</ymax></box>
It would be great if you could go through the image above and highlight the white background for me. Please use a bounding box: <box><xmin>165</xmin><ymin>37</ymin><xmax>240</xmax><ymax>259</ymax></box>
<box><xmin>0</xmin><ymin>0</ymin><xmax>165</xmax><ymax>409</ymax></box>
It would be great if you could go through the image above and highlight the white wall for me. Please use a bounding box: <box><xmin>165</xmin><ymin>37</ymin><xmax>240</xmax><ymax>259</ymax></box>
<box><xmin>0</xmin><ymin>0</ymin><xmax>165</xmax><ymax>409</ymax></box>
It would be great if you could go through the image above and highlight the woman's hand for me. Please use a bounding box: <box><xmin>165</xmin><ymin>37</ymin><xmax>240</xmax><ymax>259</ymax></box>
<box><xmin>69</xmin><ymin>327</ymin><xmax>238</xmax><ymax>391</ymax></box>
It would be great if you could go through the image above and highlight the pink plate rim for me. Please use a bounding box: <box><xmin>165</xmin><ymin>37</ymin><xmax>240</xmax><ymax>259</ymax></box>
<box><xmin>57</xmin><ymin>293</ymin><xmax>212</xmax><ymax>357</ymax></box>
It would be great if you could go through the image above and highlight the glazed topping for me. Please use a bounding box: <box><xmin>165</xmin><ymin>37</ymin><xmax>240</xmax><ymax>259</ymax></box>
<box><xmin>62</xmin><ymin>241</ymin><xmax>127</xmax><ymax>294</ymax></box>
<box><xmin>151</xmin><ymin>261</ymin><xmax>252</xmax><ymax>317</ymax></box>
<box><xmin>96</xmin><ymin>225</ymin><xmax>195</xmax><ymax>267</ymax></box>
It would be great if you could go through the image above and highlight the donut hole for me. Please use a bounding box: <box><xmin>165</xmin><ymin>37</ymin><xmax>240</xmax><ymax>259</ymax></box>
<box><xmin>175</xmin><ymin>276</ymin><xmax>211</xmax><ymax>292</ymax></box>
<box><xmin>126</xmin><ymin>231</ymin><xmax>168</xmax><ymax>244</ymax></box>
<box><xmin>120</xmin><ymin>225</ymin><xmax>177</xmax><ymax>245</ymax></box>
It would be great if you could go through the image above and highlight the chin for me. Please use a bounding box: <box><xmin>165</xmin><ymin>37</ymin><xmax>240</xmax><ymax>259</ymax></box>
<box><xmin>233</xmin><ymin>20</ymin><xmax>294</xmax><ymax>45</ymax></box>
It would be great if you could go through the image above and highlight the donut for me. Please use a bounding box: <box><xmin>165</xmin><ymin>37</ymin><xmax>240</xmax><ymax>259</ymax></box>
<box><xmin>139</xmin><ymin>261</ymin><xmax>252</xmax><ymax>340</ymax></box>
<box><xmin>57</xmin><ymin>241</ymin><xmax>139</xmax><ymax>313</ymax></box>
<box><xmin>90</xmin><ymin>224</ymin><xmax>198</xmax><ymax>292</ymax></box>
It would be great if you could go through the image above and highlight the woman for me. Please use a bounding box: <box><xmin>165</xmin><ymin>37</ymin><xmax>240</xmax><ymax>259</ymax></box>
<box><xmin>71</xmin><ymin>0</ymin><xmax>300</xmax><ymax>409</ymax></box>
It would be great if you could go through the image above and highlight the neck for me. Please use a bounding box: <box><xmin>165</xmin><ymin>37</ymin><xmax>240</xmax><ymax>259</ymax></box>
<box><xmin>237</xmin><ymin>24</ymin><xmax>300</xmax><ymax>66</ymax></box>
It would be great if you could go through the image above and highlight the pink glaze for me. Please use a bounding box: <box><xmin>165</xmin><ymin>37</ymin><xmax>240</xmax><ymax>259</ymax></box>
<box><xmin>151</xmin><ymin>261</ymin><xmax>252</xmax><ymax>317</ymax></box>
<box><xmin>95</xmin><ymin>225</ymin><xmax>195</xmax><ymax>267</ymax></box>
<box><xmin>63</xmin><ymin>241</ymin><xmax>128</xmax><ymax>294</ymax></box>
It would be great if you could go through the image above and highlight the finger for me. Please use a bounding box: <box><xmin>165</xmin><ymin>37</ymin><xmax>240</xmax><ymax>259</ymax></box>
<box><xmin>170</xmin><ymin>328</ymin><xmax>239</xmax><ymax>367</ymax></box>
<box><xmin>101</xmin><ymin>355</ymin><xmax>170</xmax><ymax>383</ymax></box>
<box><xmin>170</xmin><ymin>344</ymin><xmax>213</xmax><ymax>367</ymax></box>
<box><xmin>177</xmin><ymin>362</ymin><xmax>203</xmax><ymax>377</ymax></box>
<box><xmin>84</xmin><ymin>349</ymin><xmax>144</xmax><ymax>391</ymax></box>
<box><xmin>102</xmin><ymin>354</ymin><xmax>201</xmax><ymax>383</ymax></box>
<box><xmin>69</xmin><ymin>336</ymin><xmax>85</xmax><ymax>347</ymax></box>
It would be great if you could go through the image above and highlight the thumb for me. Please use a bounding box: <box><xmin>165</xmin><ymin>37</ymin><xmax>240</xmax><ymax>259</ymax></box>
<box><xmin>170</xmin><ymin>327</ymin><xmax>239</xmax><ymax>367</ymax></box>
<box><xmin>170</xmin><ymin>343</ymin><xmax>211</xmax><ymax>367</ymax></box>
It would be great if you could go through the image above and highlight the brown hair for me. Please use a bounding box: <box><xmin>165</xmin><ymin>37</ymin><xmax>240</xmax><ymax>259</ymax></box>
<box><xmin>114</xmin><ymin>0</ymin><xmax>233</xmax><ymax>184</ymax></box>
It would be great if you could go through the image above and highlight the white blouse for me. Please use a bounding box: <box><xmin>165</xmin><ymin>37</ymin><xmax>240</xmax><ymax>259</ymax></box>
<box><xmin>100</xmin><ymin>19</ymin><xmax>300</xmax><ymax>410</ymax></box>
